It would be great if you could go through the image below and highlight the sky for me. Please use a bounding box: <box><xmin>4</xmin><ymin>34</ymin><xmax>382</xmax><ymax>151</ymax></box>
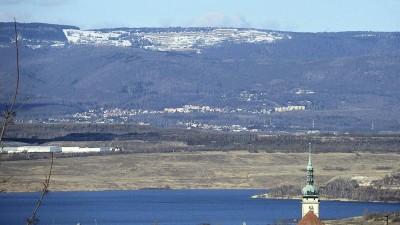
<box><xmin>0</xmin><ymin>0</ymin><xmax>400</xmax><ymax>32</ymax></box>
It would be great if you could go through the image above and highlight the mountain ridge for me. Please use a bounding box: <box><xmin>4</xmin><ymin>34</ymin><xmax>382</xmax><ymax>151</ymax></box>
<box><xmin>1</xmin><ymin>22</ymin><xmax>400</xmax><ymax>133</ymax></box>
<box><xmin>2</xmin><ymin>22</ymin><xmax>400</xmax><ymax>52</ymax></box>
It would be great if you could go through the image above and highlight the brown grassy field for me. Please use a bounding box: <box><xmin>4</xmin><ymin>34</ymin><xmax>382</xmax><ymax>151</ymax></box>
<box><xmin>325</xmin><ymin>216</ymin><xmax>400</xmax><ymax>225</ymax></box>
<box><xmin>1</xmin><ymin>151</ymin><xmax>399</xmax><ymax>192</ymax></box>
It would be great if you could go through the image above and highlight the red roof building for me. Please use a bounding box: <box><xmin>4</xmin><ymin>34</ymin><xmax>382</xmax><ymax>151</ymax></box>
<box><xmin>297</xmin><ymin>211</ymin><xmax>325</xmax><ymax>225</ymax></box>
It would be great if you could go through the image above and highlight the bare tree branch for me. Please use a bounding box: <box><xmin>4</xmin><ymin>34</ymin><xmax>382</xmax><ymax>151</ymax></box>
<box><xmin>0</xmin><ymin>18</ymin><xmax>53</xmax><ymax>225</ymax></box>
<box><xmin>26</xmin><ymin>152</ymin><xmax>54</xmax><ymax>225</ymax></box>
<box><xmin>11</xmin><ymin>17</ymin><xmax>21</xmax><ymax>116</ymax></box>
<box><xmin>0</xmin><ymin>18</ymin><xmax>22</xmax><ymax>194</ymax></box>
<box><xmin>0</xmin><ymin>18</ymin><xmax>21</xmax><ymax>145</ymax></box>
<box><xmin>0</xmin><ymin>175</ymin><xmax>13</xmax><ymax>192</ymax></box>
<box><xmin>1</xmin><ymin>175</ymin><xmax>13</xmax><ymax>184</ymax></box>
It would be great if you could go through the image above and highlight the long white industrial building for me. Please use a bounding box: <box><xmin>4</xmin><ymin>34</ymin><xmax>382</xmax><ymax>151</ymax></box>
<box><xmin>1</xmin><ymin>146</ymin><xmax>111</xmax><ymax>154</ymax></box>
<box><xmin>61</xmin><ymin>147</ymin><xmax>110</xmax><ymax>153</ymax></box>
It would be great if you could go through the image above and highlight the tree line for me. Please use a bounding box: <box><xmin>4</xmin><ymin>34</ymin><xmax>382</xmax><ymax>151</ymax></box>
<box><xmin>268</xmin><ymin>171</ymin><xmax>400</xmax><ymax>202</ymax></box>
<box><xmin>3</xmin><ymin>123</ymin><xmax>400</xmax><ymax>153</ymax></box>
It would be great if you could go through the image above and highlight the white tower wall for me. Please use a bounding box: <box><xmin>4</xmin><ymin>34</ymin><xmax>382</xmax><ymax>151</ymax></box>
<box><xmin>302</xmin><ymin>197</ymin><xmax>319</xmax><ymax>217</ymax></box>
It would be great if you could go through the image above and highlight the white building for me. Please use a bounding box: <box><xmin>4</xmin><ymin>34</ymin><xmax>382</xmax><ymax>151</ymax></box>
<box><xmin>17</xmin><ymin>146</ymin><xmax>62</xmax><ymax>153</ymax></box>
<box><xmin>61</xmin><ymin>147</ymin><xmax>110</xmax><ymax>153</ymax></box>
<box><xmin>1</xmin><ymin>147</ymin><xmax>21</xmax><ymax>154</ymax></box>
<box><xmin>1</xmin><ymin>146</ymin><xmax>110</xmax><ymax>154</ymax></box>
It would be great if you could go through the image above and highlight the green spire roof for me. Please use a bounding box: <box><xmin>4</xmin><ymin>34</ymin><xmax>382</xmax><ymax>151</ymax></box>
<box><xmin>302</xmin><ymin>143</ymin><xmax>319</xmax><ymax>197</ymax></box>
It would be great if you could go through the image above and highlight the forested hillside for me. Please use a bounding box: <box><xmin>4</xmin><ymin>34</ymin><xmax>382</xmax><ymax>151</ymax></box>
<box><xmin>1</xmin><ymin>23</ymin><xmax>400</xmax><ymax>133</ymax></box>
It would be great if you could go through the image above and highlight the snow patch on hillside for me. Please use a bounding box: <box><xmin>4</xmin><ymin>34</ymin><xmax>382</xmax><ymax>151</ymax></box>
<box><xmin>139</xmin><ymin>28</ymin><xmax>289</xmax><ymax>52</ymax></box>
<box><xmin>62</xmin><ymin>28</ymin><xmax>290</xmax><ymax>51</ymax></box>
<box><xmin>63</xmin><ymin>29</ymin><xmax>132</xmax><ymax>47</ymax></box>
<box><xmin>352</xmin><ymin>175</ymin><xmax>379</xmax><ymax>186</ymax></box>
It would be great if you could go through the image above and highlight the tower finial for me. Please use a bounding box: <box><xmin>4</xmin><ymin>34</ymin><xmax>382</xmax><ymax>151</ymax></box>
<box><xmin>308</xmin><ymin>143</ymin><xmax>312</xmax><ymax>167</ymax></box>
<box><xmin>306</xmin><ymin>143</ymin><xmax>314</xmax><ymax>185</ymax></box>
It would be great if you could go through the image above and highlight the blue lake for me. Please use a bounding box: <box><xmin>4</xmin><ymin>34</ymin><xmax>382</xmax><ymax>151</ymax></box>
<box><xmin>1</xmin><ymin>189</ymin><xmax>400</xmax><ymax>225</ymax></box>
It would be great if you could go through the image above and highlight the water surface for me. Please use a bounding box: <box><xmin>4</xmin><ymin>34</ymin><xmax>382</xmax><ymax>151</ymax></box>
<box><xmin>1</xmin><ymin>190</ymin><xmax>400</xmax><ymax>225</ymax></box>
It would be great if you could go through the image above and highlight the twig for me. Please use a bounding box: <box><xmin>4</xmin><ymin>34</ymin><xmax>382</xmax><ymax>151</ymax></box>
<box><xmin>0</xmin><ymin>17</ymin><xmax>50</xmax><ymax>225</ymax></box>
<box><xmin>0</xmin><ymin>17</ymin><xmax>23</xmax><ymax>194</ymax></box>
<box><xmin>12</xmin><ymin>17</ymin><xmax>21</xmax><ymax>116</ymax></box>
<box><xmin>0</xmin><ymin>175</ymin><xmax>13</xmax><ymax>192</ymax></box>
<box><xmin>0</xmin><ymin>18</ymin><xmax>23</xmax><ymax>144</ymax></box>
<box><xmin>1</xmin><ymin>175</ymin><xmax>13</xmax><ymax>184</ymax></box>
<box><xmin>26</xmin><ymin>152</ymin><xmax>54</xmax><ymax>225</ymax></box>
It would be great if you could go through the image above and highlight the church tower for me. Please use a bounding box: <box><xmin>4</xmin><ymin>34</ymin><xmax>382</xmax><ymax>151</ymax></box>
<box><xmin>301</xmin><ymin>143</ymin><xmax>320</xmax><ymax>218</ymax></box>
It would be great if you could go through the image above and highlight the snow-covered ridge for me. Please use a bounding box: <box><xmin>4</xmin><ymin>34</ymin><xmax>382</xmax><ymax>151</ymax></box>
<box><xmin>63</xmin><ymin>29</ymin><xmax>132</xmax><ymax>47</ymax></box>
<box><xmin>62</xmin><ymin>28</ymin><xmax>290</xmax><ymax>51</ymax></box>
<box><xmin>139</xmin><ymin>28</ymin><xmax>289</xmax><ymax>52</ymax></box>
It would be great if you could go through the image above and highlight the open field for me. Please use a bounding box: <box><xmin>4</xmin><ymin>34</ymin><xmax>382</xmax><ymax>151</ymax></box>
<box><xmin>1</xmin><ymin>151</ymin><xmax>399</xmax><ymax>192</ymax></box>
<box><xmin>325</xmin><ymin>216</ymin><xmax>400</xmax><ymax>225</ymax></box>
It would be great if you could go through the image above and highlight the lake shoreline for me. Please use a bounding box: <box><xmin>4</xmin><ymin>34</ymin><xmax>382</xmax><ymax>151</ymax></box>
<box><xmin>251</xmin><ymin>193</ymin><xmax>400</xmax><ymax>204</ymax></box>
<box><xmin>3</xmin><ymin>188</ymin><xmax>400</xmax><ymax>204</ymax></box>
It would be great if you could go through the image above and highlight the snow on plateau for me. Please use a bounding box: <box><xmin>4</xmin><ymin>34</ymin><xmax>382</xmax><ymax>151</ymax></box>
<box><xmin>62</xmin><ymin>28</ymin><xmax>290</xmax><ymax>51</ymax></box>
<box><xmin>63</xmin><ymin>29</ymin><xmax>132</xmax><ymax>47</ymax></box>
<box><xmin>139</xmin><ymin>28</ymin><xmax>289</xmax><ymax>52</ymax></box>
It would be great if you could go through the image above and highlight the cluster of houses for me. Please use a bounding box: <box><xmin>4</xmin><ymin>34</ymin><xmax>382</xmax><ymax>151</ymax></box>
<box><xmin>0</xmin><ymin>146</ymin><xmax>120</xmax><ymax>154</ymax></box>
<box><xmin>164</xmin><ymin>105</ymin><xmax>224</xmax><ymax>114</ymax></box>
<box><xmin>182</xmin><ymin>122</ymin><xmax>259</xmax><ymax>132</ymax></box>
<box><xmin>50</xmin><ymin>103</ymin><xmax>309</xmax><ymax>125</ymax></box>
<box><xmin>274</xmin><ymin>105</ymin><xmax>306</xmax><ymax>113</ymax></box>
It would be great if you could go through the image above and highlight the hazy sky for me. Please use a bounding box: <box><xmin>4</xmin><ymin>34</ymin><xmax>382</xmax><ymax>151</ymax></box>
<box><xmin>1</xmin><ymin>0</ymin><xmax>399</xmax><ymax>32</ymax></box>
